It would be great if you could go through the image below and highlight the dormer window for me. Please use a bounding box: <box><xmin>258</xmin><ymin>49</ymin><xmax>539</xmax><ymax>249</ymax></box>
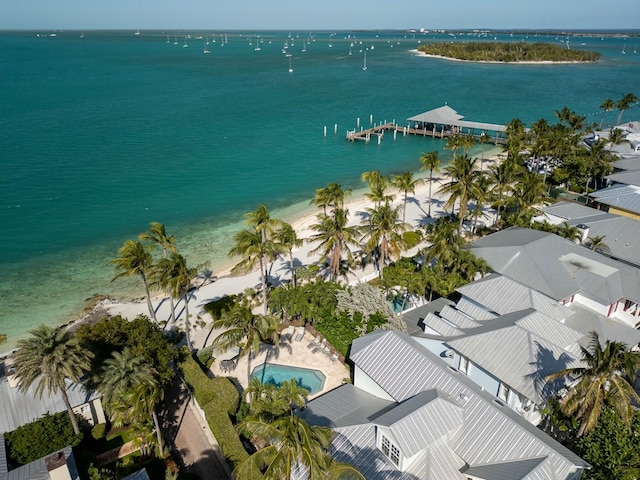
<box><xmin>381</xmin><ymin>434</ymin><xmax>400</xmax><ymax>466</ymax></box>
<box><xmin>459</xmin><ymin>356</ymin><xmax>469</xmax><ymax>375</ymax></box>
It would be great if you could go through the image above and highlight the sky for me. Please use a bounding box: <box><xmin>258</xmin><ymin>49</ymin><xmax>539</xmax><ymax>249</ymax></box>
<box><xmin>0</xmin><ymin>0</ymin><xmax>638</xmax><ymax>31</ymax></box>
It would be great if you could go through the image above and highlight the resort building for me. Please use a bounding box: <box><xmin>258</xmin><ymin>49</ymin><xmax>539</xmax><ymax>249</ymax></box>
<box><xmin>535</xmin><ymin>201</ymin><xmax>640</xmax><ymax>268</ymax></box>
<box><xmin>0</xmin><ymin>443</ymin><xmax>79</xmax><ymax>480</ymax></box>
<box><xmin>469</xmin><ymin>227</ymin><xmax>640</xmax><ymax>326</ymax></box>
<box><xmin>302</xmin><ymin>330</ymin><xmax>590</xmax><ymax>479</ymax></box>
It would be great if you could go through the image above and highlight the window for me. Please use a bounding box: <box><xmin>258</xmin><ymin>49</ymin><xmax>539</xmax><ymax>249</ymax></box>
<box><xmin>498</xmin><ymin>382</ymin><xmax>510</xmax><ymax>402</ymax></box>
<box><xmin>381</xmin><ymin>435</ymin><xmax>400</xmax><ymax>467</ymax></box>
<box><xmin>459</xmin><ymin>356</ymin><xmax>469</xmax><ymax>375</ymax></box>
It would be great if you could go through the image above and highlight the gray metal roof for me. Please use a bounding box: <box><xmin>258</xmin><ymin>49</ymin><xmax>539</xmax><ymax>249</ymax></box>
<box><xmin>407</xmin><ymin>105</ymin><xmax>507</xmax><ymax>133</ymax></box>
<box><xmin>423</xmin><ymin>312</ymin><xmax>463</xmax><ymax>337</ymax></box>
<box><xmin>455</xmin><ymin>297</ymin><xmax>498</xmax><ymax>321</ymax></box>
<box><xmin>302</xmin><ymin>384</ymin><xmax>395</xmax><ymax>429</ymax></box>
<box><xmin>0</xmin><ymin>439</ymin><xmax>77</xmax><ymax>480</ymax></box>
<box><xmin>591</xmin><ymin>184</ymin><xmax>640</xmax><ymax>214</ymax></box>
<box><xmin>470</xmin><ymin>228</ymin><xmax>640</xmax><ymax>305</ymax></box>
<box><xmin>439</xmin><ymin>305</ymin><xmax>481</xmax><ymax>329</ymax></box>
<box><xmin>565</xmin><ymin>303</ymin><xmax>640</xmax><ymax>347</ymax></box>
<box><xmin>373</xmin><ymin>390</ymin><xmax>464</xmax><ymax>458</ymax></box>
<box><xmin>345</xmin><ymin>330</ymin><xmax>589</xmax><ymax>477</ymax></box>
<box><xmin>542</xmin><ymin>202</ymin><xmax>640</xmax><ymax>268</ymax></box>
<box><xmin>612</xmin><ymin>157</ymin><xmax>640</xmax><ymax>172</ymax></box>
<box><xmin>456</xmin><ymin>274</ymin><xmax>573</xmax><ymax>320</ymax></box>
<box><xmin>0</xmin><ymin>372</ymin><xmax>99</xmax><ymax>434</ymax></box>
<box><xmin>448</xmin><ymin>317</ymin><xmax>583</xmax><ymax>404</ymax></box>
<box><xmin>606</xmin><ymin>170</ymin><xmax>640</xmax><ymax>187</ymax></box>
<box><xmin>462</xmin><ymin>457</ymin><xmax>548</xmax><ymax>480</ymax></box>
<box><xmin>121</xmin><ymin>470</ymin><xmax>151</xmax><ymax>480</ymax></box>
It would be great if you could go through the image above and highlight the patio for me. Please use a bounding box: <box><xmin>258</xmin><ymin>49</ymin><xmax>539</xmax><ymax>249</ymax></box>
<box><xmin>208</xmin><ymin>328</ymin><xmax>349</xmax><ymax>400</ymax></box>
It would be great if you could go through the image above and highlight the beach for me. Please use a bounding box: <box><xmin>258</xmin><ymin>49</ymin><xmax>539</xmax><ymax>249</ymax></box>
<box><xmin>104</xmin><ymin>149</ymin><xmax>503</xmax><ymax>350</ymax></box>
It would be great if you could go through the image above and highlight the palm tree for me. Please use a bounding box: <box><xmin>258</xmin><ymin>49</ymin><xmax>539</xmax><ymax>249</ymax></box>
<box><xmin>510</xmin><ymin>171</ymin><xmax>551</xmax><ymax>217</ymax></box>
<box><xmin>438</xmin><ymin>154</ymin><xmax>481</xmax><ymax>232</ymax></box>
<box><xmin>235</xmin><ymin>414</ymin><xmax>364</xmax><ymax>480</ymax></box>
<box><xmin>112</xmin><ymin>240</ymin><xmax>157</xmax><ymax>323</ymax></box>
<box><xmin>166</xmin><ymin>253</ymin><xmax>205</xmax><ymax>351</ymax></box>
<box><xmin>311</xmin><ymin>183</ymin><xmax>351</xmax><ymax>215</ymax></box>
<box><xmin>95</xmin><ymin>347</ymin><xmax>165</xmax><ymax>454</ymax></box>
<box><xmin>307</xmin><ymin>208</ymin><xmax>361</xmax><ymax>280</ymax></box>
<box><xmin>229</xmin><ymin>227</ymin><xmax>280</xmax><ymax>314</ymax></box>
<box><xmin>445</xmin><ymin>133</ymin><xmax>464</xmax><ymax>161</ymax></box>
<box><xmin>212</xmin><ymin>304</ymin><xmax>279</xmax><ymax>383</ymax></box>
<box><xmin>423</xmin><ymin>217</ymin><xmax>465</xmax><ymax>269</ymax></box>
<box><xmin>599</xmin><ymin>98</ymin><xmax>616</xmax><ymax>129</ymax></box>
<box><xmin>391</xmin><ymin>171</ymin><xmax>421</xmax><ymax>223</ymax></box>
<box><xmin>361</xmin><ymin>171</ymin><xmax>392</xmax><ymax>207</ymax></box>
<box><xmin>478</xmin><ymin>132</ymin><xmax>491</xmax><ymax>171</ymax></box>
<box><xmin>139</xmin><ymin>222</ymin><xmax>176</xmax><ymax>259</ymax></box>
<box><xmin>361</xmin><ymin>202</ymin><xmax>408</xmax><ymax>279</ymax></box>
<box><xmin>419</xmin><ymin>151</ymin><xmax>441</xmax><ymax>217</ymax></box>
<box><xmin>14</xmin><ymin>325</ymin><xmax>93</xmax><ymax>435</ymax></box>
<box><xmin>608</xmin><ymin>127</ymin><xmax>630</xmax><ymax>152</ymax></box>
<box><xmin>586</xmin><ymin>235</ymin><xmax>610</xmax><ymax>253</ymax></box>
<box><xmin>615</xmin><ymin>93</ymin><xmax>638</xmax><ymax>126</ymax></box>
<box><xmin>273</xmin><ymin>222</ymin><xmax>303</xmax><ymax>287</ymax></box>
<box><xmin>546</xmin><ymin>331</ymin><xmax>640</xmax><ymax>437</ymax></box>
<box><xmin>487</xmin><ymin>159</ymin><xmax>519</xmax><ymax>226</ymax></box>
<box><xmin>556</xmin><ymin>222</ymin><xmax>581</xmax><ymax>242</ymax></box>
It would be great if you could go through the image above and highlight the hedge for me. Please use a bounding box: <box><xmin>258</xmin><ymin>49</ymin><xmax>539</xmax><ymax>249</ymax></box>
<box><xmin>179</xmin><ymin>355</ymin><xmax>248</xmax><ymax>471</ymax></box>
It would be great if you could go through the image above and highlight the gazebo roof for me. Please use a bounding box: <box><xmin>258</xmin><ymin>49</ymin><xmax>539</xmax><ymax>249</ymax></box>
<box><xmin>407</xmin><ymin>105</ymin><xmax>507</xmax><ymax>133</ymax></box>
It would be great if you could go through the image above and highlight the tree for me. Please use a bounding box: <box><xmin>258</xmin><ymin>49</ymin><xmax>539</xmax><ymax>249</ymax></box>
<box><xmin>361</xmin><ymin>171</ymin><xmax>392</xmax><ymax>207</ymax></box>
<box><xmin>615</xmin><ymin>93</ymin><xmax>638</xmax><ymax>126</ymax></box>
<box><xmin>546</xmin><ymin>331</ymin><xmax>640</xmax><ymax>437</ymax></box>
<box><xmin>423</xmin><ymin>217</ymin><xmax>465</xmax><ymax>269</ymax></box>
<box><xmin>273</xmin><ymin>222</ymin><xmax>303</xmax><ymax>287</ymax></box>
<box><xmin>419</xmin><ymin>151</ymin><xmax>441</xmax><ymax>217</ymax></box>
<box><xmin>311</xmin><ymin>183</ymin><xmax>351</xmax><ymax>215</ymax></box>
<box><xmin>14</xmin><ymin>325</ymin><xmax>93</xmax><ymax>435</ymax></box>
<box><xmin>212</xmin><ymin>303</ymin><xmax>279</xmax><ymax>383</ymax></box>
<box><xmin>438</xmin><ymin>154</ymin><xmax>481</xmax><ymax>232</ymax></box>
<box><xmin>235</xmin><ymin>411</ymin><xmax>363</xmax><ymax>480</ymax></box>
<box><xmin>95</xmin><ymin>347</ymin><xmax>165</xmax><ymax>454</ymax></box>
<box><xmin>608</xmin><ymin>127</ymin><xmax>630</xmax><ymax>152</ymax></box>
<box><xmin>308</xmin><ymin>208</ymin><xmax>361</xmax><ymax>281</ymax></box>
<box><xmin>391</xmin><ymin>171</ymin><xmax>421</xmax><ymax>223</ymax></box>
<box><xmin>586</xmin><ymin>235</ymin><xmax>610</xmax><ymax>253</ymax></box>
<box><xmin>163</xmin><ymin>253</ymin><xmax>206</xmax><ymax>351</ymax></box>
<box><xmin>361</xmin><ymin>202</ymin><xmax>408</xmax><ymax>279</ymax></box>
<box><xmin>112</xmin><ymin>239</ymin><xmax>157</xmax><ymax>323</ymax></box>
<box><xmin>140</xmin><ymin>222</ymin><xmax>177</xmax><ymax>324</ymax></box>
<box><xmin>598</xmin><ymin>98</ymin><xmax>616</xmax><ymax>129</ymax></box>
<box><xmin>487</xmin><ymin>159</ymin><xmax>519</xmax><ymax>225</ymax></box>
<box><xmin>445</xmin><ymin>134</ymin><xmax>464</xmax><ymax>160</ymax></box>
<box><xmin>509</xmin><ymin>171</ymin><xmax>550</xmax><ymax>217</ymax></box>
<box><xmin>229</xmin><ymin>228</ymin><xmax>280</xmax><ymax>314</ymax></box>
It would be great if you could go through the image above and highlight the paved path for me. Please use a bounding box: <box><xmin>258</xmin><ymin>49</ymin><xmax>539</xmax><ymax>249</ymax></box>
<box><xmin>160</xmin><ymin>377</ymin><xmax>231</xmax><ymax>480</ymax></box>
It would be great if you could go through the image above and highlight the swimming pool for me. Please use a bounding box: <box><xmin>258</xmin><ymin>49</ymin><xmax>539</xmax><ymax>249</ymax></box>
<box><xmin>250</xmin><ymin>363</ymin><xmax>326</xmax><ymax>395</ymax></box>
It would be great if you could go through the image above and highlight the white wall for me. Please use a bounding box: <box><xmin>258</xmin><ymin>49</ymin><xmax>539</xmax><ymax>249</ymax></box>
<box><xmin>573</xmin><ymin>293</ymin><xmax>609</xmax><ymax>316</ymax></box>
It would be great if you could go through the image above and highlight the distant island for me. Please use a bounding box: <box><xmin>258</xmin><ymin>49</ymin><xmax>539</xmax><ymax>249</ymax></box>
<box><xmin>416</xmin><ymin>42</ymin><xmax>601</xmax><ymax>63</ymax></box>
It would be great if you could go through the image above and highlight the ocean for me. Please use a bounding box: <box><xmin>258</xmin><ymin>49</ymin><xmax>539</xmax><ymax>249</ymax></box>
<box><xmin>1</xmin><ymin>29</ymin><xmax>638</xmax><ymax>350</ymax></box>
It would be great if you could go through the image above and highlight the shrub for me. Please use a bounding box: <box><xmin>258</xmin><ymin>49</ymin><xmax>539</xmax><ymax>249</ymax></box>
<box><xmin>179</xmin><ymin>355</ymin><xmax>247</xmax><ymax>471</ymax></box>
<box><xmin>91</xmin><ymin>423</ymin><xmax>107</xmax><ymax>440</ymax></box>
<box><xmin>5</xmin><ymin>412</ymin><xmax>81</xmax><ymax>466</ymax></box>
<box><xmin>203</xmin><ymin>295</ymin><xmax>238</xmax><ymax>320</ymax></box>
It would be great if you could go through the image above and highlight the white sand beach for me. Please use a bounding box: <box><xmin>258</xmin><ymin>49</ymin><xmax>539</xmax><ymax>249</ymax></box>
<box><xmin>106</xmin><ymin>151</ymin><xmax>502</xmax><ymax>350</ymax></box>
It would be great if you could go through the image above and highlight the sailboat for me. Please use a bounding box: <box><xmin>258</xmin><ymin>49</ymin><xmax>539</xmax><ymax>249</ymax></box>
<box><xmin>288</xmin><ymin>56</ymin><xmax>293</xmax><ymax>73</ymax></box>
<box><xmin>183</xmin><ymin>37</ymin><xmax>188</xmax><ymax>48</ymax></box>
<box><xmin>203</xmin><ymin>40</ymin><xmax>211</xmax><ymax>54</ymax></box>
<box><xmin>173</xmin><ymin>36</ymin><xmax>178</xmax><ymax>45</ymax></box>
<box><xmin>301</xmin><ymin>40</ymin><xmax>306</xmax><ymax>52</ymax></box>
<box><xmin>166</xmin><ymin>35</ymin><xmax>169</xmax><ymax>43</ymax></box>
<box><xmin>362</xmin><ymin>50</ymin><xmax>367</xmax><ymax>71</ymax></box>
<box><xmin>349</xmin><ymin>45</ymin><xmax>352</xmax><ymax>56</ymax></box>
<box><xmin>621</xmin><ymin>40</ymin><xmax>626</xmax><ymax>54</ymax></box>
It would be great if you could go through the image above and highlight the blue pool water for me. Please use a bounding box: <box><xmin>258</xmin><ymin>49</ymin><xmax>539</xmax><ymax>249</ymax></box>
<box><xmin>251</xmin><ymin>363</ymin><xmax>326</xmax><ymax>395</ymax></box>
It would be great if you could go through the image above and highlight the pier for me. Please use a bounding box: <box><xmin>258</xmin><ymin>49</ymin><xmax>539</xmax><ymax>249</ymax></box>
<box><xmin>342</xmin><ymin>105</ymin><xmax>509</xmax><ymax>145</ymax></box>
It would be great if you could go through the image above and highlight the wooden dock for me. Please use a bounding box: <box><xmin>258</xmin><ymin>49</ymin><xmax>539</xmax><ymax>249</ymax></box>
<box><xmin>346</xmin><ymin>121</ymin><xmax>506</xmax><ymax>144</ymax></box>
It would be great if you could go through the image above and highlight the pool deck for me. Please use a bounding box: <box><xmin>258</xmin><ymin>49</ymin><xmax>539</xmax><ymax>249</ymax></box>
<box><xmin>208</xmin><ymin>329</ymin><xmax>350</xmax><ymax>400</ymax></box>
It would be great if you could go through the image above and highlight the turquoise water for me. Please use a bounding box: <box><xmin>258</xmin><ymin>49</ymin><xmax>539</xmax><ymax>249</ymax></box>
<box><xmin>250</xmin><ymin>363</ymin><xmax>326</xmax><ymax>394</ymax></box>
<box><xmin>0</xmin><ymin>30</ymin><xmax>639</xmax><ymax>349</ymax></box>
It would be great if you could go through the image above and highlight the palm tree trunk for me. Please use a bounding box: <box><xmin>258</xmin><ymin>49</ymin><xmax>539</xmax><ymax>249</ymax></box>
<box><xmin>402</xmin><ymin>192</ymin><xmax>407</xmax><ymax>223</ymax></box>
<box><xmin>259</xmin><ymin>256</ymin><xmax>268</xmax><ymax>314</ymax></box>
<box><xmin>140</xmin><ymin>273</ymin><xmax>157</xmax><ymax>323</ymax></box>
<box><xmin>168</xmin><ymin>294</ymin><xmax>176</xmax><ymax>328</ymax></box>
<box><xmin>152</xmin><ymin>408</ymin><xmax>164</xmax><ymax>455</ymax></box>
<box><xmin>61</xmin><ymin>388</ymin><xmax>81</xmax><ymax>435</ymax></box>
<box><xmin>428</xmin><ymin>173</ymin><xmax>433</xmax><ymax>217</ymax></box>
<box><xmin>289</xmin><ymin>250</ymin><xmax>296</xmax><ymax>287</ymax></box>
<box><xmin>183</xmin><ymin>295</ymin><xmax>192</xmax><ymax>351</ymax></box>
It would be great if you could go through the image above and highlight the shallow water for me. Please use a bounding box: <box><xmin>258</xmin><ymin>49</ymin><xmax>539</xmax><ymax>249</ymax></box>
<box><xmin>1</xmin><ymin>30</ymin><xmax>638</xmax><ymax>349</ymax></box>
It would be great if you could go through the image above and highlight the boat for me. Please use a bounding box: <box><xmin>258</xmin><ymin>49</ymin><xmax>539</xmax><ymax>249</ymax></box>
<box><xmin>301</xmin><ymin>40</ymin><xmax>306</xmax><ymax>52</ymax></box>
<box><xmin>349</xmin><ymin>45</ymin><xmax>352</xmax><ymax>56</ymax></box>
<box><xmin>183</xmin><ymin>37</ymin><xmax>188</xmax><ymax>48</ymax></box>
<box><xmin>203</xmin><ymin>41</ymin><xmax>211</xmax><ymax>54</ymax></box>
<box><xmin>173</xmin><ymin>36</ymin><xmax>178</xmax><ymax>45</ymax></box>
<box><xmin>134</xmin><ymin>30</ymin><xmax>141</xmax><ymax>36</ymax></box>
<box><xmin>288</xmin><ymin>56</ymin><xmax>293</xmax><ymax>73</ymax></box>
<box><xmin>362</xmin><ymin>50</ymin><xmax>367</xmax><ymax>71</ymax></box>
<box><xmin>622</xmin><ymin>40</ymin><xmax>626</xmax><ymax>55</ymax></box>
<box><xmin>166</xmin><ymin>35</ymin><xmax>169</xmax><ymax>43</ymax></box>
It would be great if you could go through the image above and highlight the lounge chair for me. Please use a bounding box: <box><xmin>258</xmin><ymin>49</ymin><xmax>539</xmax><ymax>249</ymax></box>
<box><xmin>294</xmin><ymin>326</ymin><xmax>305</xmax><ymax>342</ymax></box>
<box><xmin>280</xmin><ymin>325</ymin><xmax>295</xmax><ymax>342</ymax></box>
<box><xmin>307</xmin><ymin>335</ymin><xmax>322</xmax><ymax>349</ymax></box>
<box><xmin>330</xmin><ymin>353</ymin><xmax>339</xmax><ymax>362</ymax></box>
